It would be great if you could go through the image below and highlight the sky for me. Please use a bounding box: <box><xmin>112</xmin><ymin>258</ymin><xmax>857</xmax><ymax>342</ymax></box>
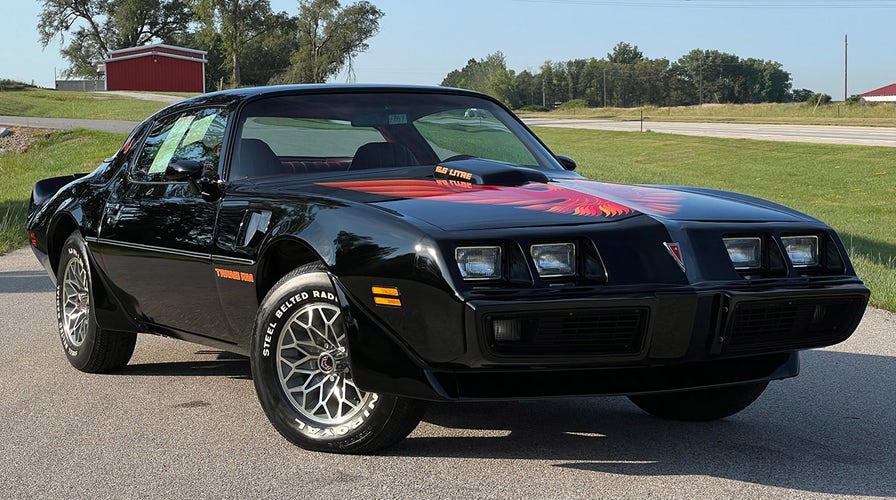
<box><xmin>2</xmin><ymin>0</ymin><xmax>895</xmax><ymax>99</ymax></box>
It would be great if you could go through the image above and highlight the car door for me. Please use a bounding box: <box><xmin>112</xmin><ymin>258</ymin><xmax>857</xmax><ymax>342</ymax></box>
<box><xmin>95</xmin><ymin>107</ymin><xmax>236</xmax><ymax>342</ymax></box>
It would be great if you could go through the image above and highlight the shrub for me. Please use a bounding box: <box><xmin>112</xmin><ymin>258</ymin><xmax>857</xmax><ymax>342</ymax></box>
<box><xmin>805</xmin><ymin>93</ymin><xmax>832</xmax><ymax>106</ymax></box>
<box><xmin>0</xmin><ymin>79</ymin><xmax>34</xmax><ymax>91</ymax></box>
<box><xmin>515</xmin><ymin>104</ymin><xmax>549</xmax><ymax>112</ymax></box>
<box><xmin>558</xmin><ymin>99</ymin><xmax>588</xmax><ymax>111</ymax></box>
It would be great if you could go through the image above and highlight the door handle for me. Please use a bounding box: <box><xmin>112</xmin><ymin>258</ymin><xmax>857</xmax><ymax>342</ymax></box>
<box><xmin>105</xmin><ymin>203</ymin><xmax>122</xmax><ymax>224</ymax></box>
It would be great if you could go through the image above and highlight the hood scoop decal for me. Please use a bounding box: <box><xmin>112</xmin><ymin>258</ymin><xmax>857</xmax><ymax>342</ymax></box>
<box><xmin>433</xmin><ymin>158</ymin><xmax>548</xmax><ymax>187</ymax></box>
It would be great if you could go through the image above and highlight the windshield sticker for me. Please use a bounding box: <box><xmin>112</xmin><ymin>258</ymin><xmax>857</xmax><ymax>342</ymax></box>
<box><xmin>181</xmin><ymin>114</ymin><xmax>216</xmax><ymax>147</ymax></box>
<box><xmin>388</xmin><ymin>114</ymin><xmax>408</xmax><ymax>125</ymax></box>
<box><xmin>149</xmin><ymin>116</ymin><xmax>195</xmax><ymax>174</ymax></box>
<box><xmin>320</xmin><ymin>180</ymin><xmax>636</xmax><ymax>218</ymax></box>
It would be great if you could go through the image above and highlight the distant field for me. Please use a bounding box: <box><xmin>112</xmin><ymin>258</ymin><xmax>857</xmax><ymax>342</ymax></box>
<box><xmin>0</xmin><ymin>88</ymin><xmax>166</xmax><ymax>120</ymax></box>
<box><xmin>1</xmin><ymin>124</ymin><xmax>891</xmax><ymax>311</ymax></box>
<box><xmin>520</xmin><ymin>102</ymin><xmax>896</xmax><ymax>127</ymax></box>
<box><xmin>535</xmin><ymin>127</ymin><xmax>895</xmax><ymax>310</ymax></box>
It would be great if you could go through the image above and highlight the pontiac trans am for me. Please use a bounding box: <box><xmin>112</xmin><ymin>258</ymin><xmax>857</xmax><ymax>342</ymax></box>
<box><xmin>27</xmin><ymin>85</ymin><xmax>869</xmax><ymax>454</ymax></box>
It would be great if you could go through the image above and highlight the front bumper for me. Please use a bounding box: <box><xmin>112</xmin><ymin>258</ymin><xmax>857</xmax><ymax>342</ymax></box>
<box><xmin>344</xmin><ymin>280</ymin><xmax>869</xmax><ymax>401</ymax></box>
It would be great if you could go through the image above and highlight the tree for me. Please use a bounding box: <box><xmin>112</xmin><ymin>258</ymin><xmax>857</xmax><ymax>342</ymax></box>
<box><xmin>607</xmin><ymin>42</ymin><xmax>643</xmax><ymax>65</ymax></box>
<box><xmin>38</xmin><ymin>0</ymin><xmax>194</xmax><ymax>78</ymax></box>
<box><xmin>440</xmin><ymin>45</ymin><xmax>792</xmax><ymax>109</ymax></box>
<box><xmin>806</xmin><ymin>93</ymin><xmax>832</xmax><ymax>106</ymax></box>
<box><xmin>274</xmin><ymin>0</ymin><xmax>383</xmax><ymax>83</ymax></box>
<box><xmin>791</xmin><ymin>88</ymin><xmax>815</xmax><ymax>102</ymax></box>
<box><xmin>192</xmin><ymin>0</ymin><xmax>291</xmax><ymax>87</ymax></box>
<box><xmin>440</xmin><ymin>52</ymin><xmax>518</xmax><ymax>104</ymax></box>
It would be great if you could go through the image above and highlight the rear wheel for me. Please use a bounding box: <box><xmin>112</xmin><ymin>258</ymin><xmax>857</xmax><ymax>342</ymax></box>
<box><xmin>56</xmin><ymin>232</ymin><xmax>136</xmax><ymax>373</ymax></box>
<box><xmin>628</xmin><ymin>382</ymin><xmax>769</xmax><ymax>421</ymax></box>
<box><xmin>250</xmin><ymin>263</ymin><xmax>424</xmax><ymax>454</ymax></box>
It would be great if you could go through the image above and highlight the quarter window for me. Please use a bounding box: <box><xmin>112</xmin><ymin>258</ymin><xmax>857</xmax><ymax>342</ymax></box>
<box><xmin>132</xmin><ymin>107</ymin><xmax>229</xmax><ymax>182</ymax></box>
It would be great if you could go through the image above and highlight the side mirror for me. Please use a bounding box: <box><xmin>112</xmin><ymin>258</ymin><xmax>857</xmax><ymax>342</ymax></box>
<box><xmin>555</xmin><ymin>155</ymin><xmax>577</xmax><ymax>171</ymax></box>
<box><xmin>164</xmin><ymin>159</ymin><xmax>203</xmax><ymax>182</ymax></box>
<box><xmin>165</xmin><ymin>159</ymin><xmax>222</xmax><ymax>201</ymax></box>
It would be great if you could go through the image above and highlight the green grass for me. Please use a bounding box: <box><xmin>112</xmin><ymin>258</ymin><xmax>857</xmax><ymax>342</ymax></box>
<box><xmin>521</xmin><ymin>102</ymin><xmax>896</xmax><ymax>127</ymax></box>
<box><xmin>3</xmin><ymin>126</ymin><xmax>893</xmax><ymax>311</ymax></box>
<box><xmin>536</xmin><ymin>127</ymin><xmax>896</xmax><ymax>310</ymax></box>
<box><xmin>0</xmin><ymin>88</ymin><xmax>167</xmax><ymax>120</ymax></box>
<box><xmin>0</xmin><ymin>129</ymin><xmax>126</xmax><ymax>253</ymax></box>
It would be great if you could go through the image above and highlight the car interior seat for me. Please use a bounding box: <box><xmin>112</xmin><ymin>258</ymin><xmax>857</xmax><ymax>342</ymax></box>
<box><xmin>350</xmin><ymin>142</ymin><xmax>419</xmax><ymax>170</ymax></box>
<box><xmin>231</xmin><ymin>138</ymin><xmax>287</xmax><ymax>179</ymax></box>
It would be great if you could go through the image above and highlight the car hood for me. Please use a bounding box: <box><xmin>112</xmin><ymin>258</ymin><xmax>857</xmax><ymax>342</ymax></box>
<box><xmin>303</xmin><ymin>173</ymin><xmax>809</xmax><ymax>231</ymax></box>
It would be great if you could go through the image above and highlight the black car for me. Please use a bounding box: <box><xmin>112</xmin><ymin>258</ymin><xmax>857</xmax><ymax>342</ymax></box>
<box><xmin>27</xmin><ymin>85</ymin><xmax>869</xmax><ymax>454</ymax></box>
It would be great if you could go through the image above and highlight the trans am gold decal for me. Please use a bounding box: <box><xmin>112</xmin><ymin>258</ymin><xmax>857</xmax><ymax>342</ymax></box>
<box><xmin>320</xmin><ymin>180</ymin><xmax>637</xmax><ymax>218</ymax></box>
<box><xmin>215</xmin><ymin>268</ymin><xmax>255</xmax><ymax>283</ymax></box>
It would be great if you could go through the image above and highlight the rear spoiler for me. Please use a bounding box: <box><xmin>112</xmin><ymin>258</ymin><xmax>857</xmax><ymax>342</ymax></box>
<box><xmin>29</xmin><ymin>174</ymin><xmax>87</xmax><ymax>215</ymax></box>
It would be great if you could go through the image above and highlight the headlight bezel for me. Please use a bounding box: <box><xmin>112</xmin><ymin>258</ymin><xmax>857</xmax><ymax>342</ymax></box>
<box><xmin>781</xmin><ymin>235</ymin><xmax>820</xmax><ymax>268</ymax></box>
<box><xmin>723</xmin><ymin>236</ymin><xmax>763</xmax><ymax>270</ymax></box>
<box><xmin>529</xmin><ymin>242</ymin><xmax>577</xmax><ymax>278</ymax></box>
<box><xmin>455</xmin><ymin>245</ymin><xmax>503</xmax><ymax>280</ymax></box>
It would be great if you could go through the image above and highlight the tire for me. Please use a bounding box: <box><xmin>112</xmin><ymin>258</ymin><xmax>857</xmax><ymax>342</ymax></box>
<box><xmin>627</xmin><ymin>381</ymin><xmax>769</xmax><ymax>421</ymax></box>
<box><xmin>250</xmin><ymin>263</ymin><xmax>425</xmax><ymax>454</ymax></box>
<box><xmin>56</xmin><ymin>232</ymin><xmax>136</xmax><ymax>373</ymax></box>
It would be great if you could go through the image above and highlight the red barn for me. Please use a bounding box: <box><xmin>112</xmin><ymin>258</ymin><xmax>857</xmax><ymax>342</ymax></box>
<box><xmin>104</xmin><ymin>43</ymin><xmax>207</xmax><ymax>93</ymax></box>
<box><xmin>861</xmin><ymin>83</ymin><xmax>896</xmax><ymax>103</ymax></box>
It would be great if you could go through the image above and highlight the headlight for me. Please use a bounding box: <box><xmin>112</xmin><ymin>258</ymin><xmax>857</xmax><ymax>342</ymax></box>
<box><xmin>455</xmin><ymin>246</ymin><xmax>501</xmax><ymax>279</ymax></box>
<box><xmin>723</xmin><ymin>237</ymin><xmax>762</xmax><ymax>269</ymax></box>
<box><xmin>782</xmin><ymin>236</ymin><xmax>818</xmax><ymax>267</ymax></box>
<box><xmin>530</xmin><ymin>243</ymin><xmax>576</xmax><ymax>277</ymax></box>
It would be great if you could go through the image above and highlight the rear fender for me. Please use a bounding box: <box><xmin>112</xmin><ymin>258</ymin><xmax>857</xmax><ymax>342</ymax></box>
<box><xmin>30</xmin><ymin>174</ymin><xmax>88</xmax><ymax>215</ymax></box>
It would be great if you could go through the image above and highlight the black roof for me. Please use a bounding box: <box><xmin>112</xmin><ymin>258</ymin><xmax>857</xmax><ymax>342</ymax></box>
<box><xmin>152</xmin><ymin>83</ymin><xmax>492</xmax><ymax>120</ymax></box>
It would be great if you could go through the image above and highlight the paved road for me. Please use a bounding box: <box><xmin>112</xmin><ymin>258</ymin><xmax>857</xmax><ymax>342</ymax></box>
<box><xmin>524</xmin><ymin>118</ymin><xmax>896</xmax><ymax>147</ymax></box>
<box><xmin>0</xmin><ymin>115</ymin><xmax>138</xmax><ymax>134</ymax></box>
<box><xmin>1</xmin><ymin>246</ymin><xmax>893</xmax><ymax>498</ymax></box>
<box><xmin>3</xmin><ymin>113</ymin><xmax>896</xmax><ymax>148</ymax></box>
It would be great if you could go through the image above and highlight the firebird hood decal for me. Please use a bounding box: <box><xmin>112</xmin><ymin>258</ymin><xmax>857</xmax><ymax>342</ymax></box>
<box><xmin>319</xmin><ymin>179</ymin><xmax>636</xmax><ymax>218</ymax></box>
<box><xmin>316</xmin><ymin>176</ymin><xmax>804</xmax><ymax>230</ymax></box>
<box><xmin>559</xmin><ymin>179</ymin><xmax>806</xmax><ymax>223</ymax></box>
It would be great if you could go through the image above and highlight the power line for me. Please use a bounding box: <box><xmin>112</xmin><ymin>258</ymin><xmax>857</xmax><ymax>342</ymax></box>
<box><xmin>512</xmin><ymin>0</ymin><xmax>896</xmax><ymax>8</ymax></box>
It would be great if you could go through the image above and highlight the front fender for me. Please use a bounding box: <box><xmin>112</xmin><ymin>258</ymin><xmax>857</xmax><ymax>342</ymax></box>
<box><xmin>328</xmin><ymin>273</ymin><xmax>446</xmax><ymax>400</ymax></box>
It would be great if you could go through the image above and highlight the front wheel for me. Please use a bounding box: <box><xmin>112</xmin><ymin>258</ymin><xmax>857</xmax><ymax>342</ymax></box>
<box><xmin>628</xmin><ymin>381</ymin><xmax>769</xmax><ymax>421</ymax></box>
<box><xmin>56</xmin><ymin>232</ymin><xmax>136</xmax><ymax>373</ymax></box>
<box><xmin>250</xmin><ymin>263</ymin><xmax>424</xmax><ymax>454</ymax></box>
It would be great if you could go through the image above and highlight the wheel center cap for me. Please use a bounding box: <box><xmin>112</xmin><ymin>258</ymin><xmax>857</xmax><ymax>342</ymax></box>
<box><xmin>318</xmin><ymin>353</ymin><xmax>335</xmax><ymax>373</ymax></box>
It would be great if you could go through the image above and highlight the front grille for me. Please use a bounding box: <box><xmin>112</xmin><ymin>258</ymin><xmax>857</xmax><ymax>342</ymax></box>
<box><xmin>725</xmin><ymin>295</ymin><xmax>866</xmax><ymax>353</ymax></box>
<box><xmin>485</xmin><ymin>307</ymin><xmax>648</xmax><ymax>356</ymax></box>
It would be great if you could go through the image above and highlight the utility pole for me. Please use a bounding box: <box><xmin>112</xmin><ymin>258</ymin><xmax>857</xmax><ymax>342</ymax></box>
<box><xmin>698</xmin><ymin>54</ymin><xmax>703</xmax><ymax>106</ymax></box>
<box><xmin>603</xmin><ymin>68</ymin><xmax>607</xmax><ymax>108</ymax></box>
<box><xmin>542</xmin><ymin>78</ymin><xmax>546</xmax><ymax>108</ymax></box>
<box><xmin>844</xmin><ymin>33</ymin><xmax>848</xmax><ymax>101</ymax></box>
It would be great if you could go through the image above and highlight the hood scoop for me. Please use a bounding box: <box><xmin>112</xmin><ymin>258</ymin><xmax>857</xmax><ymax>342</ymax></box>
<box><xmin>433</xmin><ymin>158</ymin><xmax>548</xmax><ymax>186</ymax></box>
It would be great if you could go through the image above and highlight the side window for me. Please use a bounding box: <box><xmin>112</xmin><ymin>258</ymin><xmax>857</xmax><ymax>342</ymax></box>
<box><xmin>132</xmin><ymin>107</ymin><xmax>229</xmax><ymax>182</ymax></box>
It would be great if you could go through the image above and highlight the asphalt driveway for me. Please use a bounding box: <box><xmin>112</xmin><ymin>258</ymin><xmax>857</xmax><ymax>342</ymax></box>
<box><xmin>1</xmin><ymin>246</ymin><xmax>893</xmax><ymax>498</ymax></box>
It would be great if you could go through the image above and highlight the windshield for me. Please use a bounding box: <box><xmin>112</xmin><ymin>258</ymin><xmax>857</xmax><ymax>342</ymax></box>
<box><xmin>230</xmin><ymin>91</ymin><xmax>562</xmax><ymax>179</ymax></box>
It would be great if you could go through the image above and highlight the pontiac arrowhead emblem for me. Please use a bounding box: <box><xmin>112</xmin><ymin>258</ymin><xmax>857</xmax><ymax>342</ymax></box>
<box><xmin>664</xmin><ymin>242</ymin><xmax>686</xmax><ymax>273</ymax></box>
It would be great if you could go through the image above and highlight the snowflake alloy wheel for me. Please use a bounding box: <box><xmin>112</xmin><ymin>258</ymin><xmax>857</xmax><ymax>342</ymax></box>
<box><xmin>276</xmin><ymin>302</ymin><xmax>371</xmax><ymax>425</ymax></box>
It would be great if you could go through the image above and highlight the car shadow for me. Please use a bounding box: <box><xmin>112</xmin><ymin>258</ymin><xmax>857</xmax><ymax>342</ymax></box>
<box><xmin>109</xmin><ymin>346</ymin><xmax>894</xmax><ymax>496</ymax></box>
<box><xmin>122</xmin><ymin>350</ymin><xmax>251</xmax><ymax>379</ymax></box>
<box><xmin>387</xmin><ymin>349</ymin><xmax>896</xmax><ymax>497</ymax></box>
<box><xmin>0</xmin><ymin>270</ymin><xmax>55</xmax><ymax>293</ymax></box>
